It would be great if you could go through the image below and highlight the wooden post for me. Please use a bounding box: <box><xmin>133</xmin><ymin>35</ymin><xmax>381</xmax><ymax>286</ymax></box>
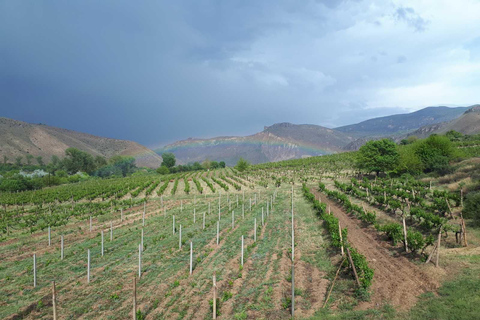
<box><xmin>291</xmin><ymin>262</ymin><xmax>295</xmax><ymax>318</ymax></box>
<box><xmin>190</xmin><ymin>241</ymin><xmax>193</xmax><ymax>275</ymax></box>
<box><xmin>33</xmin><ymin>254</ymin><xmax>36</xmax><ymax>287</ymax></box>
<box><xmin>232</xmin><ymin>211</ymin><xmax>235</xmax><ymax>229</ymax></box>
<box><xmin>133</xmin><ymin>276</ymin><xmax>137</xmax><ymax>320</ymax></box>
<box><xmin>142</xmin><ymin>206</ymin><xmax>145</xmax><ymax>226</ymax></box>
<box><xmin>292</xmin><ymin>199</ymin><xmax>294</xmax><ymax>262</ymax></box>
<box><xmin>216</xmin><ymin>221</ymin><xmax>219</xmax><ymax>245</ymax></box>
<box><xmin>338</xmin><ymin>223</ymin><xmax>344</xmax><ymax>256</ymax></box>
<box><xmin>101</xmin><ymin>230</ymin><xmax>104</xmax><ymax>256</ymax></box>
<box><xmin>346</xmin><ymin>248</ymin><xmax>361</xmax><ymax>287</ymax></box>
<box><xmin>141</xmin><ymin>229</ymin><xmax>144</xmax><ymax>252</ymax></box>
<box><xmin>110</xmin><ymin>222</ymin><xmax>113</xmax><ymax>241</ymax></box>
<box><xmin>213</xmin><ymin>273</ymin><xmax>217</xmax><ymax>319</ymax></box>
<box><xmin>138</xmin><ymin>244</ymin><xmax>142</xmax><ymax>278</ymax></box>
<box><xmin>173</xmin><ymin>215</ymin><xmax>175</xmax><ymax>235</ymax></box>
<box><xmin>48</xmin><ymin>226</ymin><xmax>51</xmax><ymax>246</ymax></box>
<box><xmin>241</xmin><ymin>235</ymin><xmax>244</xmax><ymax>266</ymax></box>
<box><xmin>203</xmin><ymin>212</ymin><xmax>206</xmax><ymax>230</ymax></box>
<box><xmin>461</xmin><ymin>189</ymin><xmax>464</xmax><ymax>207</ymax></box>
<box><xmin>402</xmin><ymin>214</ymin><xmax>408</xmax><ymax>252</ymax></box>
<box><xmin>436</xmin><ymin>228</ymin><xmax>442</xmax><ymax>268</ymax></box>
<box><xmin>61</xmin><ymin>235</ymin><xmax>64</xmax><ymax>260</ymax></box>
<box><xmin>52</xmin><ymin>280</ymin><xmax>57</xmax><ymax>320</ymax></box>
<box><xmin>425</xmin><ymin>243</ymin><xmax>438</xmax><ymax>264</ymax></box>
<box><xmin>179</xmin><ymin>225</ymin><xmax>182</xmax><ymax>249</ymax></box>
<box><xmin>87</xmin><ymin>249</ymin><xmax>90</xmax><ymax>283</ymax></box>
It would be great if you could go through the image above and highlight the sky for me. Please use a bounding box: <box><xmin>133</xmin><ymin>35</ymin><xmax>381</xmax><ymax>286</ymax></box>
<box><xmin>1</xmin><ymin>0</ymin><xmax>480</xmax><ymax>148</ymax></box>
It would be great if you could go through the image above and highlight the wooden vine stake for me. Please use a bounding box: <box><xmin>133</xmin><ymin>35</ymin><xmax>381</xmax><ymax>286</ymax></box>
<box><xmin>338</xmin><ymin>223</ymin><xmax>344</xmax><ymax>256</ymax></box>
<box><xmin>323</xmin><ymin>258</ymin><xmax>346</xmax><ymax>308</ymax></box>
<box><xmin>402</xmin><ymin>213</ymin><xmax>408</xmax><ymax>252</ymax></box>
<box><xmin>33</xmin><ymin>254</ymin><xmax>36</xmax><ymax>287</ymax></box>
<box><xmin>87</xmin><ymin>249</ymin><xmax>90</xmax><ymax>283</ymax></box>
<box><xmin>213</xmin><ymin>272</ymin><xmax>217</xmax><ymax>319</ymax></box>
<box><xmin>346</xmin><ymin>248</ymin><xmax>361</xmax><ymax>287</ymax></box>
<box><xmin>133</xmin><ymin>276</ymin><xmax>137</xmax><ymax>320</ymax></box>
<box><xmin>52</xmin><ymin>280</ymin><xmax>57</xmax><ymax>320</ymax></box>
<box><xmin>436</xmin><ymin>227</ymin><xmax>441</xmax><ymax>268</ymax></box>
<box><xmin>190</xmin><ymin>241</ymin><xmax>193</xmax><ymax>275</ymax></box>
<box><xmin>291</xmin><ymin>262</ymin><xmax>295</xmax><ymax>318</ymax></box>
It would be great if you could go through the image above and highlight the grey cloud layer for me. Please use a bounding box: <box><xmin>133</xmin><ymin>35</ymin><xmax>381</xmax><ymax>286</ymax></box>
<box><xmin>1</xmin><ymin>0</ymin><xmax>479</xmax><ymax>146</ymax></box>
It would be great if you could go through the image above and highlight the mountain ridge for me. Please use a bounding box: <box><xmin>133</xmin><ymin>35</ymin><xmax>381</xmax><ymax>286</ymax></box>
<box><xmin>158</xmin><ymin>105</ymin><xmax>477</xmax><ymax>165</ymax></box>
<box><xmin>0</xmin><ymin>117</ymin><xmax>163</xmax><ymax>168</ymax></box>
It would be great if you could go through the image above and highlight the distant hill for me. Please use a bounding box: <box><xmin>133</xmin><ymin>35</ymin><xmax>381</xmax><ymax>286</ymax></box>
<box><xmin>335</xmin><ymin>106</ymin><xmax>469</xmax><ymax>137</ymax></box>
<box><xmin>408</xmin><ymin>105</ymin><xmax>480</xmax><ymax>138</ymax></box>
<box><xmin>0</xmin><ymin>118</ymin><xmax>163</xmax><ymax>168</ymax></box>
<box><xmin>158</xmin><ymin>123</ymin><xmax>354</xmax><ymax>166</ymax></box>
<box><xmin>159</xmin><ymin>106</ymin><xmax>475</xmax><ymax>164</ymax></box>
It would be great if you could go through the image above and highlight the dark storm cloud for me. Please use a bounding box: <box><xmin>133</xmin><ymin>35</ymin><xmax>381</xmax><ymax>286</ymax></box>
<box><xmin>1</xmin><ymin>0</ymin><xmax>479</xmax><ymax>147</ymax></box>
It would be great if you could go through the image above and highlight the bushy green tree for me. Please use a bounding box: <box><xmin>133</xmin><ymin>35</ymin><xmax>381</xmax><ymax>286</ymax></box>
<box><xmin>219</xmin><ymin>161</ymin><xmax>226</xmax><ymax>168</ymax></box>
<box><xmin>63</xmin><ymin>148</ymin><xmax>96</xmax><ymax>174</ymax></box>
<box><xmin>395</xmin><ymin>145</ymin><xmax>424</xmax><ymax>175</ymax></box>
<box><xmin>413</xmin><ymin>135</ymin><xmax>456</xmax><ymax>174</ymax></box>
<box><xmin>36</xmin><ymin>156</ymin><xmax>44</xmax><ymax>166</ymax></box>
<box><xmin>161</xmin><ymin>152</ymin><xmax>176</xmax><ymax>168</ymax></box>
<box><xmin>356</xmin><ymin>139</ymin><xmax>399</xmax><ymax>175</ymax></box>
<box><xmin>235</xmin><ymin>158</ymin><xmax>249</xmax><ymax>172</ymax></box>
<box><xmin>156</xmin><ymin>166</ymin><xmax>170</xmax><ymax>175</ymax></box>
<box><xmin>15</xmin><ymin>156</ymin><xmax>23</xmax><ymax>166</ymax></box>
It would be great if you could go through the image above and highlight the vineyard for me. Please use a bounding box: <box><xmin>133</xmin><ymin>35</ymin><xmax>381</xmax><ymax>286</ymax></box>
<box><xmin>1</xmin><ymin>161</ymin><xmax>479</xmax><ymax>319</ymax></box>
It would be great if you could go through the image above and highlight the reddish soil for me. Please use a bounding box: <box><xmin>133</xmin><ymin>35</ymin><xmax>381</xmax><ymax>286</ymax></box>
<box><xmin>312</xmin><ymin>188</ymin><xmax>439</xmax><ymax>310</ymax></box>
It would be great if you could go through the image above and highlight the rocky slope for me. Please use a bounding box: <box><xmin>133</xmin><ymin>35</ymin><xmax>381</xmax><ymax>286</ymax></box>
<box><xmin>0</xmin><ymin>118</ymin><xmax>163</xmax><ymax>168</ymax></box>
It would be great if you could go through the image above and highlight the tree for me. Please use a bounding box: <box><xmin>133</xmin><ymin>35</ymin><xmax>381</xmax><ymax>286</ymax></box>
<box><xmin>413</xmin><ymin>135</ymin><xmax>456</xmax><ymax>174</ymax></box>
<box><xmin>219</xmin><ymin>161</ymin><xmax>226</xmax><ymax>168</ymax></box>
<box><xmin>161</xmin><ymin>153</ymin><xmax>176</xmax><ymax>168</ymax></box>
<box><xmin>445</xmin><ymin>130</ymin><xmax>463</xmax><ymax>141</ymax></box>
<box><xmin>3</xmin><ymin>155</ymin><xmax>7</xmax><ymax>164</ymax></box>
<box><xmin>395</xmin><ymin>145</ymin><xmax>424</xmax><ymax>175</ymax></box>
<box><xmin>202</xmin><ymin>159</ymin><xmax>212</xmax><ymax>170</ymax></box>
<box><xmin>36</xmin><ymin>156</ymin><xmax>44</xmax><ymax>166</ymax></box>
<box><xmin>210</xmin><ymin>161</ymin><xmax>219</xmax><ymax>169</ymax></box>
<box><xmin>356</xmin><ymin>139</ymin><xmax>399</xmax><ymax>175</ymax></box>
<box><xmin>94</xmin><ymin>155</ymin><xmax>107</xmax><ymax>169</ymax></box>
<box><xmin>109</xmin><ymin>156</ymin><xmax>137</xmax><ymax>177</ymax></box>
<box><xmin>51</xmin><ymin>155</ymin><xmax>60</xmax><ymax>167</ymax></box>
<box><xmin>192</xmin><ymin>162</ymin><xmax>203</xmax><ymax>171</ymax></box>
<box><xmin>15</xmin><ymin>156</ymin><xmax>23</xmax><ymax>166</ymax></box>
<box><xmin>156</xmin><ymin>166</ymin><xmax>170</xmax><ymax>175</ymax></box>
<box><xmin>26</xmin><ymin>154</ymin><xmax>34</xmax><ymax>165</ymax></box>
<box><xmin>235</xmin><ymin>158</ymin><xmax>250</xmax><ymax>172</ymax></box>
<box><xmin>63</xmin><ymin>148</ymin><xmax>96</xmax><ymax>174</ymax></box>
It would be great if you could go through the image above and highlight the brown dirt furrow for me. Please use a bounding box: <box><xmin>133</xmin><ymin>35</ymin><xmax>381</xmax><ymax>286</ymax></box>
<box><xmin>312</xmin><ymin>188</ymin><xmax>439</xmax><ymax>310</ymax></box>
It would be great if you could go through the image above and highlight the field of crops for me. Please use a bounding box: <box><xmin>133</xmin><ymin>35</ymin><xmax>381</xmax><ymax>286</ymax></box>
<box><xmin>1</xmin><ymin>163</ymin><xmax>479</xmax><ymax>319</ymax></box>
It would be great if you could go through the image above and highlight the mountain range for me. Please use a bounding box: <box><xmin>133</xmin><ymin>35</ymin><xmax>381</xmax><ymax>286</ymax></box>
<box><xmin>1</xmin><ymin>105</ymin><xmax>478</xmax><ymax>168</ymax></box>
<box><xmin>158</xmin><ymin>105</ymin><xmax>480</xmax><ymax>166</ymax></box>
<box><xmin>0</xmin><ymin>118</ymin><xmax>163</xmax><ymax>168</ymax></box>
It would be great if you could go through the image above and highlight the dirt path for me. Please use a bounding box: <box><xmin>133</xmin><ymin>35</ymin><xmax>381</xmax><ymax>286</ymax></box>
<box><xmin>312</xmin><ymin>188</ymin><xmax>439</xmax><ymax>310</ymax></box>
